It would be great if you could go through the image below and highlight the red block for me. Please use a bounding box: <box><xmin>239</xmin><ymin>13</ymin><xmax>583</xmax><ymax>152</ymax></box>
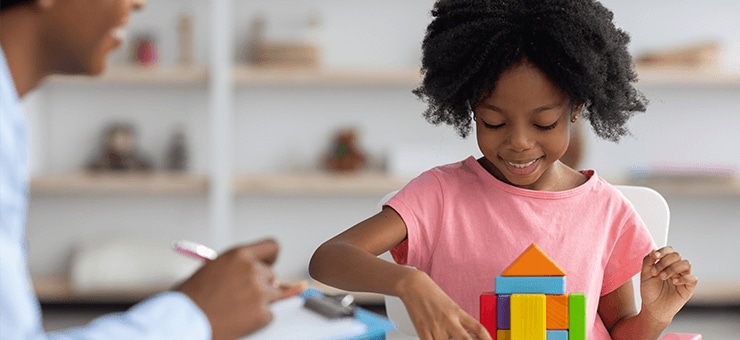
<box><xmin>480</xmin><ymin>292</ymin><xmax>497</xmax><ymax>339</ymax></box>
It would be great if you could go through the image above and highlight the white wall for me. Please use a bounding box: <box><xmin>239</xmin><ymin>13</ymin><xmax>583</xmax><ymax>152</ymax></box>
<box><xmin>24</xmin><ymin>1</ymin><xmax>740</xmax><ymax>302</ymax></box>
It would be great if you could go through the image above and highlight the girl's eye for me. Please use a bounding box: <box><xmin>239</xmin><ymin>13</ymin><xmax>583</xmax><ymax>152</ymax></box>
<box><xmin>483</xmin><ymin>122</ymin><xmax>505</xmax><ymax>129</ymax></box>
<box><xmin>535</xmin><ymin>122</ymin><xmax>558</xmax><ymax>130</ymax></box>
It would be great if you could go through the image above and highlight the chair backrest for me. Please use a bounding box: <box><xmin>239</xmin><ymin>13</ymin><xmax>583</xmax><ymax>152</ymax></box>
<box><xmin>614</xmin><ymin>185</ymin><xmax>670</xmax><ymax>311</ymax></box>
<box><xmin>379</xmin><ymin>185</ymin><xmax>670</xmax><ymax>337</ymax></box>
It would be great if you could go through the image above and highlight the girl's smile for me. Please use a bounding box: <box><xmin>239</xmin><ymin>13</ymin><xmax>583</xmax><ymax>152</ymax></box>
<box><xmin>502</xmin><ymin>156</ymin><xmax>541</xmax><ymax>176</ymax></box>
<box><xmin>474</xmin><ymin>58</ymin><xmax>584</xmax><ymax>191</ymax></box>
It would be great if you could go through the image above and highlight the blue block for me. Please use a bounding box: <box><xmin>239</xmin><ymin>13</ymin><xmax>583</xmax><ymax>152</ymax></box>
<box><xmin>494</xmin><ymin>276</ymin><xmax>566</xmax><ymax>295</ymax></box>
<box><xmin>547</xmin><ymin>330</ymin><xmax>568</xmax><ymax>340</ymax></box>
<box><xmin>497</xmin><ymin>294</ymin><xmax>510</xmax><ymax>329</ymax></box>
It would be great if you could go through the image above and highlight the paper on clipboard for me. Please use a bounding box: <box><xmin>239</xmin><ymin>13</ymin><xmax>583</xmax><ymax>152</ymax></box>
<box><xmin>242</xmin><ymin>295</ymin><xmax>367</xmax><ymax>340</ymax></box>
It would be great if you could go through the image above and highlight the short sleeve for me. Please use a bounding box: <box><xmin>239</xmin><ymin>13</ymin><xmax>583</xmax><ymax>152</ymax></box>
<box><xmin>385</xmin><ymin>170</ymin><xmax>445</xmax><ymax>272</ymax></box>
<box><xmin>601</xmin><ymin>208</ymin><xmax>656</xmax><ymax>296</ymax></box>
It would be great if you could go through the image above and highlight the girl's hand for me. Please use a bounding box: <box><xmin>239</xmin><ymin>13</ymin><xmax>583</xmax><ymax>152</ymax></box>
<box><xmin>639</xmin><ymin>246</ymin><xmax>698</xmax><ymax>323</ymax></box>
<box><xmin>398</xmin><ymin>270</ymin><xmax>492</xmax><ymax>340</ymax></box>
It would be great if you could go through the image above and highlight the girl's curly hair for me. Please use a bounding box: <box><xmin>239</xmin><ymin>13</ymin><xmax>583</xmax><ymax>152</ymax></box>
<box><xmin>413</xmin><ymin>0</ymin><xmax>647</xmax><ymax>141</ymax></box>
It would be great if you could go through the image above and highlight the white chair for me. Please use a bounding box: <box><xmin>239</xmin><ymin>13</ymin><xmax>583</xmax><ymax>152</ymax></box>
<box><xmin>617</xmin><ymin>185</ymin><xmax>669</xmax><ymax>311</ymax></box>
<box><xmin>379</xmin><ymin>185</ymin><xmax>687</xmax><ymax>339</ymax></box>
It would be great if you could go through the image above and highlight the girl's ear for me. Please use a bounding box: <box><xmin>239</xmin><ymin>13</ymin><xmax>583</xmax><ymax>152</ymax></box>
<box><xmin>572</xmin><ymin>102</ymin><xmax>584</xmax><ymax>120</ymax></box>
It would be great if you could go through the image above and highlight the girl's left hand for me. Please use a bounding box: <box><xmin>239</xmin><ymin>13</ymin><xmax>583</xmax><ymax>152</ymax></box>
<box><xmin>639</xmin><ymin>246</ymin><xmax>698</xmax><ymax>323</ymax></box>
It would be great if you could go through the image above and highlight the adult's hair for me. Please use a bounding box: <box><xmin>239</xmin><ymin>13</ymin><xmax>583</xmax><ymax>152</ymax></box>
<box><xmin>1</xmin><ymin>0</ymin><xmax>31</xmax><ymax>11</ymax></box>
<box><xmin>413</xmin><ymin>0</ymin><xmax>647</xmax><ymax>141</ymax></box>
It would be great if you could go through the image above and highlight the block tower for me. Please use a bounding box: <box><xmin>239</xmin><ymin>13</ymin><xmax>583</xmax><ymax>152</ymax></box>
<box><xmin>479</xmin><ymin>243</ymin><xmax>586</xmax><ymax>340</ymax></box>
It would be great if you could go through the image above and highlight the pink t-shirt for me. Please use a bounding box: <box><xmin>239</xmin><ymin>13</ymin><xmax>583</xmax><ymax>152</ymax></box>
<box><xmin>387</xmin><ymin>156</ymin><xmax>655</xmax><ymax>339</ymax></box>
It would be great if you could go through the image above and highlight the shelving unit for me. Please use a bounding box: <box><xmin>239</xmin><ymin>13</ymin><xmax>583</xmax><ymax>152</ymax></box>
<box><xmin>32</xmin><ymin>64</ymin><xmax>740</xmax><ymax>199</ymax></box>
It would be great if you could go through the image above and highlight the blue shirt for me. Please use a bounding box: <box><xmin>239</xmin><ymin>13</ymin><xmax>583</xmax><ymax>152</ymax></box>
<box><xmin>0</xmin><ymin>46</ymin><xmax>211</xmax><ymax>339</ymax></box>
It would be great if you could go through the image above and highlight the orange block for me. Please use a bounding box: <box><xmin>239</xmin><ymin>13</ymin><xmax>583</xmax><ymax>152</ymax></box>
<box><xmin>546</xmin><ymin>295</ymin><xmax>569</xmax><ymax>330</ymax></box>
<box><xmin>502</xmin><ymin>243</ymin><xmax>567</xmax><ymax>277</ymax></box>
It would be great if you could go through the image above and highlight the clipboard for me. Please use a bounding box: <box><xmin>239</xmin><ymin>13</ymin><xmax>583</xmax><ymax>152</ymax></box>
<box><xmin>243</xmin><ymin>288</ymin><xmax>396</xmax><ymax>340</ymax></box>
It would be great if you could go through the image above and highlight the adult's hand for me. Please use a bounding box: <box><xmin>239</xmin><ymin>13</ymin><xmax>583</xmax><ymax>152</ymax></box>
<box><xmin>177</xmin><ymin>239</ymin><xmax>282</xmax><ymax>340</ymax></box>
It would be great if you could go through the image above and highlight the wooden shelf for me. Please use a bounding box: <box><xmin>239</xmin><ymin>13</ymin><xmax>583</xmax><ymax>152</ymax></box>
<box><xmin>30</xmin><ymin>172</ymin><xmax>209</xmax><ymax>195</ymax></box>
<box><xmin>34</xmin><ymin>275</ymin><xmax>159</xmax><ymax>304</ymax></box>
<box><xmin>233</xmin><ymin>65</ymin><xmax>421</xmax><ymax>87</ymax></box>
<box><xmin>46</xmin><ymin>65</ymin><xmax>209</xmax><ymax>86</ymax></box>
<box><xmin>234</xmin><ymin>172</ymin><xmax>410</xmax><ymax>196</ymax></box>
<box><xmin>623</xmin><ymin>180</ymin><xmax>740</xmax><ymax>198</ymax></box>
<box><xmin>31</xmin><ymin>172</ymin><xmax>740</xmax><ymax>197</ymax></box>
<box><xmin>635</xmin><ymin>66</ymin><xmax>740</xmax><ymax>87</ymax></box>
<box><xmin>30</xmin><ymin>172</ymin><xmax>410</xmax><ymax>196</ymax></box>
<box><xmin>45</xmin><ymin>65</ymin><xmax>421</xmax><ymax>87</ymax></box>
<box><xmin>42</xmin><ymin>65</ymin><xmax>740</xmax><ymax>88</ymax></box>
<box><xmin>612</xmin><ymin>172</ymin><xmax>740</xmax><ymax>198</ymax></box>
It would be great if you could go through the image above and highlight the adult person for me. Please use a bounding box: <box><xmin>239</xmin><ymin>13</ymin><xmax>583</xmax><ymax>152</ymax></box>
<box><xmin>1</xmin><ymin>0</ymin><xmax>302</xmax><ymax>338</ymax></box>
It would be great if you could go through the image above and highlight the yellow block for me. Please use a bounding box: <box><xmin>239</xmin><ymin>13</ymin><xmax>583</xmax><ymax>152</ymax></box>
<box><xmin>511</xmin><ymin>294</ymin><xmax>546</xmax><ymax>340</ymax></box>
<box><xmin>498</xmin><ymin>329</ymin><xmax>511</xmax><ymax>340</ymax></box>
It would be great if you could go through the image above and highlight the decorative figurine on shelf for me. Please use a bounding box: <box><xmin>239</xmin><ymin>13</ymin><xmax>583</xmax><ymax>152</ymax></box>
<box><xmin>324</xmin><ymin>128</ymin><xmax>366</xmax><ymax>173</ymax></box>
<box><xmin>133</xmin><ymin>34</ymin><xmax>158</xmax><ymax>67</ymax></box>
<box><xmin>87</xmin><ymin>123</ymin><xmax>152</xmax><ymax>172</ymax></box>
<box><xmin>166</xmin><ymin>125</ymin><xmax>188</xmax><ymax>172</ymax></box>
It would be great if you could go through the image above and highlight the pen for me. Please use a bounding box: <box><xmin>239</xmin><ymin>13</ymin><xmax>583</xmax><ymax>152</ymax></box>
<box><xmin>171</xmin><ymin>239</ymin><xmax>283</xmax><ymax>289</ymax></box>
<box><xmin>171</xmin><ymin>239</ymin><xmax>218</xmax><ymax>261</ymax></box>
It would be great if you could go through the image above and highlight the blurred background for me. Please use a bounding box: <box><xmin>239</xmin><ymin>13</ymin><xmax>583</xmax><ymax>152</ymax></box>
<box><xmin>22</xmin><ymin>0</ymin><xmax>739</xmax><ymax>336</ymax></box>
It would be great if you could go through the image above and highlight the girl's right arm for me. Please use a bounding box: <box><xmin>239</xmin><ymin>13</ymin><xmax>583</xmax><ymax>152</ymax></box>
<box><xmin>308</xmin><ymin>207</ymin><xmax>491</xmax><ymax>340</ymax></box>
<box><xmin>309</xmin><ymin>207</ymin><xmax>412</xmax><ymax>295</ymax></box>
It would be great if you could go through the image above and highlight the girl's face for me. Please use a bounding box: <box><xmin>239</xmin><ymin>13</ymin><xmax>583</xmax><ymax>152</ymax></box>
<box><xmin>42</xmin><ymin>0</ymin><xmax>145</xmax><ymax>75</ymax></box>
<box><xmin>474</xmin><ymin>60</ymin><xmax>578</xmax><ymax>191</ymax></box>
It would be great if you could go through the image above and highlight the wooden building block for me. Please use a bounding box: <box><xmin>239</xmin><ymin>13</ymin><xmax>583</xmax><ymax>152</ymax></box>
<box><xmin>568</xmin><ymin>293</ymin><xmax>586</xmax><ymax>340</ymax></box>
<box><xmin>480</xmin><ymin>292</ymin><xmax>498</xmax><ymax>339</ymax></box>
<box><xmin>495</xmin><ymin>276</ymin><xmax>566</xmax><ymax>295</ymax></box>
<box><xmin>546</xmin><ymin>330</ymin><xmax>568</xmax><ymax>340</ymax></box>
<box><xmin>511</xmin><ymin>294</ymin><xmax>546</xmax><ymax>340</ymax></box>
<box><xmin>497</xmin><ymin>294</ymin><xmax>511</xmax><ymax>329</ymax></box>
<box><xmin>546</xmin><ymin>295</ymin><xmax>569</xmax><ymax>330</ymax></box>
<box><xmin>498</xmin><ymin>329</ymin><xmax>511</xmax><ymax>340</ymax></box>
<box><xmin>502</xmin><ymin>243</ymin><xmax>567</xmax><ymax>277</ymax></box>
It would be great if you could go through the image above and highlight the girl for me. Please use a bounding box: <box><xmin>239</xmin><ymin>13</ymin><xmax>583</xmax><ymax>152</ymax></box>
<box><xmin>309</xmin><ymin>0</ymin><xmax>697</xmax><ymax>339</ymax></box>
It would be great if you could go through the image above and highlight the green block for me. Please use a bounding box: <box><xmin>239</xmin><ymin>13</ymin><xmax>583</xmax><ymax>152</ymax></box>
<box><xmin>568</xmin><ymin>293</ymin><xmax>586</xmax><ymax>340</ymax></box>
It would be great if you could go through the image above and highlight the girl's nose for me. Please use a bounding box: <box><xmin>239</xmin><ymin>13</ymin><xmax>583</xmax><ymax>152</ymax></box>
<box><xmin>507</xmin><ymin>127</ymin><xmax>534</xmax><ymax>152</ymax></box>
